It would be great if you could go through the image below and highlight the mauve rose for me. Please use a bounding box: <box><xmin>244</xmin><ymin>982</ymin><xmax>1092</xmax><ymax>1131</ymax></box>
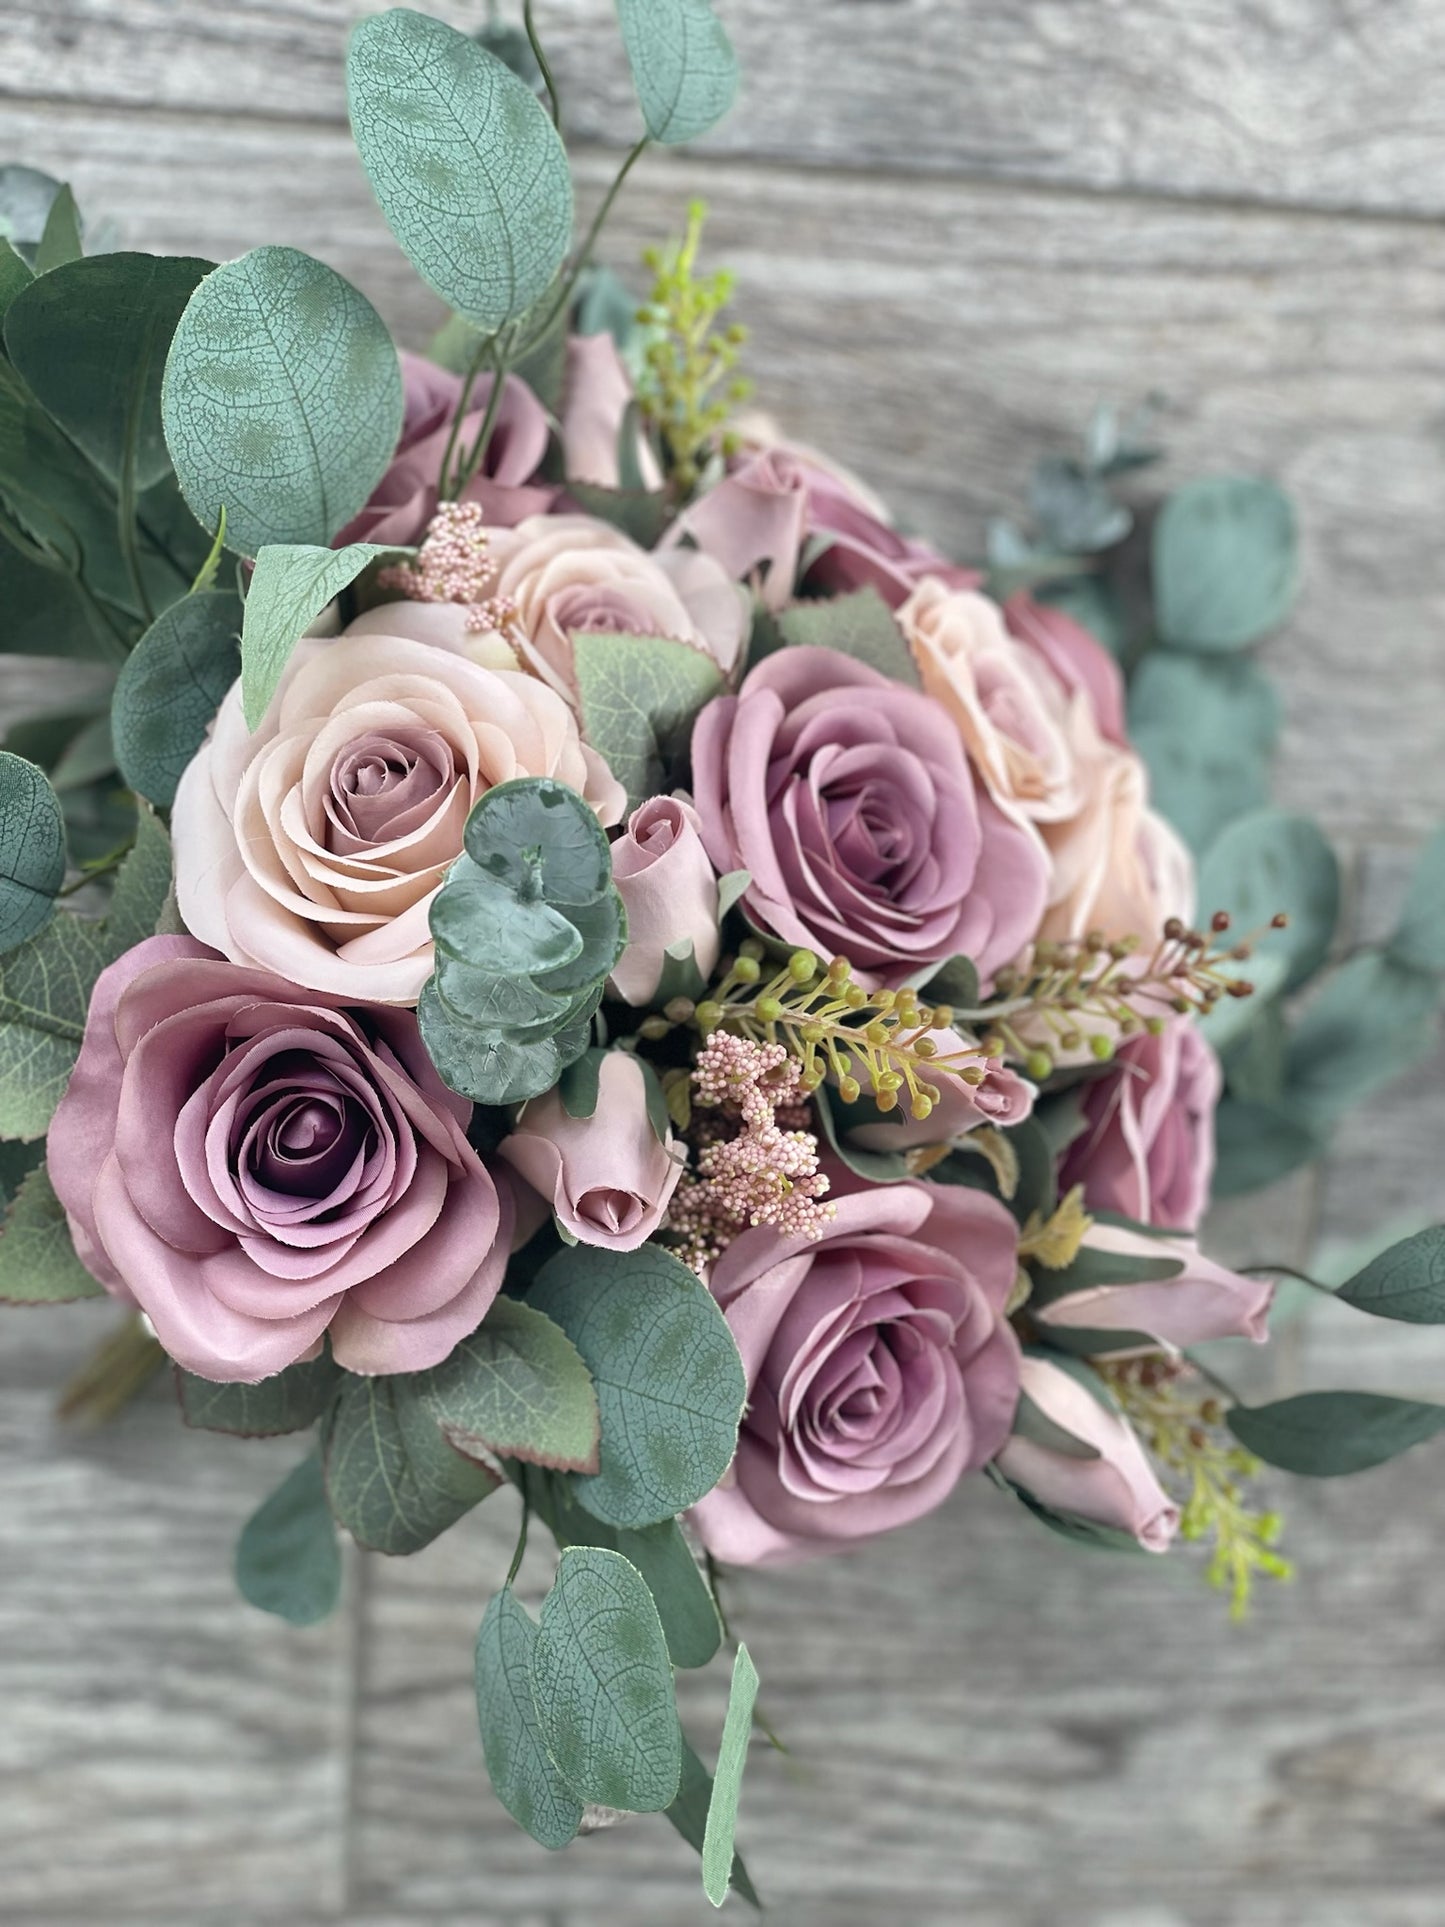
<box><xmin>560</xmin><ymin>332</ymin><xmax>662</xmax><ymax>490</ymax></box>
<box><xmin>689</xmin><ymin>1181</ymin><xmax>1022</xmax><ymax>1566</ymax></box>
<box><xmin>172</xmin><ymin>619</ymin><xmax>624</xmax><ymax>1006</ymax></box>
<box><xmin>609</xmin><ymin>795</ymin><xmax>721</xmax><ymax>1006</ymax></box>
<box><xmin>1034</xmin><ymin>1222</ymin><xmax>1274</xmax><ymax>1351</ymax></box>
<box><xmin>488</xmin><ymin>513</ymin><xmax>747</xmax><ymax>703</ymax></box>
<box><xmin>1003</xmin><ymin>591</ymin><xmax>1127</xmax><ymax>748</ymax></box>
<box><xmin>1060</xmin><ymin>1020</ymin><xmax>1221</xmax><ymax>1232</ymax></box>
<box><xmin>335</xmin><ymin>352</ymin><xmax>554</xmax><ymax>550</ymax></box>
<box><xmin>691</xmin><ymin>647</ymin><xmax>1049</xmax><ymax>985</ymax></box>
<box><xmin>996</xmin><ymin>1356</ymin><xmax>1179</xmax><ymax>1552</ymax></box>
<box><xmin>46</xmin><ymin>937</ymin><xmax>509</xmax><ymax>1382</ymax></box>
<box><xmin>499</xmin><ymin>1053</ymin><xmax>683</xmax><ymax>1251</ymax></box>
<box><xmin>847</xmin><ymin>1028</ymin><xmax>1035</xmax><ymax>1152</ymax></box>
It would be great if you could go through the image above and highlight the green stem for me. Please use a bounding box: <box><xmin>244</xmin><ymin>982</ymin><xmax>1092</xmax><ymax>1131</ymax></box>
<box><xmin>116</xmin><ymin>392</ymin><xmax>156</xmax><ymax>629</ymax></box>
<box><xmin>517</xmin><ymin>136</ymin><xmax>651</xmax><ymax>364</ymax></box>
<box><xmin>1242</xmin><ymin>1262</ymin><xmax>1335</xmax><ymax>1293</ymax></box>
<box><xmin>438</xmin><ymin>343</ymin><xmax>489</xmax><ymax>502</ymax></box>
<box><xmin>505</xmin><ymin>1500</ymin><xmax>530</xmax><ymax>1587</ymax></box>
<box><xmin>450</xmin><ymin>334</ymin><xmax>513</xmax><ymax>497</ymax></box>
<box><xmin>523</xmin><ymin>0</ymin><xmax>561</xmax><ymax>132</ymax></box>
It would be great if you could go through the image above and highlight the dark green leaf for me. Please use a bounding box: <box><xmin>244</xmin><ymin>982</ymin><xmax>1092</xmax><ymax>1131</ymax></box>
<box><xmin>530</xmin><ymin>1545</ymin><xmax>681</xmax><ymax>1812</ymax></box>
<box><xmin>812</xmin><ymin>1082</ymin><xmax>911</xmax><ymax>1184</ymax></box>
<box><xmin>162</xmin><ymin>247</ymin><xmax>402</xmax><ymax>557</ymax></box>
<box><xmin>528</xmin><ymin>1242</ymin><xmax>747</xmax><ymax>1529</ymax></box>
<box><xmin>476</xmin><ymin>1589</ymin><xmax>583</xmax><ymax>1849</ymax></box>
<box><xmin>1011</xmin><ymin>1388</ymin><xmax>1102</xmax><ymax>1461</ymax></box>
<box><xmin>1336</xmin><ymin>1226</ymin><xmax>1445</xmax><ymax>1324</ymax></box>
<box><xmin>1198</xmin><ymin>809</ymin><xmax>1339</xmax><ymax>993</ymax></box>
<box><xmin>0</xmin><ymin>1160</ymin><xmax>106</xmax><ymax>1301</ymax></box>
<box><xmin>178</xmin><ymin>1352</ymin><xmax>341</xmax><ymax>1437</ymax></box>
<box><xmin>0</xmin><ymin>240</ymin><xmax>33</xmax><ymax>321</ymax></box>
<box><xmin>5</xmin><ymin>253</ymin><xmax>211</xmax><ymax>489</ymax></box>
<box><xmin>1283</xmin><ymin>952</ymin><xmax>1441</xmax><ymax>1132</ymax></box>
<box><xmin>0</xmin><ymin>165</ymin><xmax>66</xmax><ymax>266</ymax></box>
<box><xmin>235</xmin><ymin>1452</ymin><xmax>342</xmax><ymax>1627</ymax></box>
<box><xmin>1153</xmin><ymin>476</ymin><xmax>1298</xmax><ymax>652</ymax></box>
<box><xmin>347</xmin><ymin>9</ymin><xmax>573</xmax><ymax>333</ymax></box>
<box><xmin>557</xmin><ymin>1046</ymin><xmax>606</xmax><ymax>1120</ymax></box>
<box><xmin>999</xmin><ymin>1471</ymin><xmax>1153</xmax><ymax>1554</ymax></box>
<box><xmin>241</xmin><ymin>542</ymin><xmax>398</xmax><ymax>727</ymax></box>
<box><xmin>112</xmin><ymin>591</ymin><xmax>241</xmax><ymax>807</ymax></box>
<box><xmin>563</xmin><ymin>479</ymin><xmax>673</xmax><ymax>548</ymax></box>
<box><xmin>414</xmin><ymin>1296</ymin><xmax>599</xmax><ymax>1473</ymax></box>
<box><xmin>667</xmin><ymin>1739</ymin><xmax>762</xmax><ymax>1909</ymax></box>
<box><xmin>615</xmin><ymin>0</ymin><xmax>740</xmax><ymax>144</ymax></box>
<box><xmin>1027</xmin><ymin>1237</ymin><xmax>1184</xmax><ymax>1311</ymax></box>
<box><xmin>703</xmin><ymin>1643</ymin><xmax>759</xmax><ymax>1906</ymax></box>
<box><xmin>1388</xmin><ymin>823</ymin><xmax>1445</xmax><ymax>975</ymax></box>
<box><xmin>572</xmin><ymin>631</ymin><xmax>722</xmax><ymax>814</ymax></box>
<box><xmin>33</xmin><ymin>184</ymin><xmax>82</xmax><ymax>275</ymax></box>
<box><xmin>777</xmin><ymin>586</ymin><xmax>920</xmax><ymax>688</ymax></box>
<box><xmin>920</xmin><ymin>952</ymin><xmax>980</xmax><ymax>1010</ymax></box>
<box><xmin>322</xmin><ymin>1373</ymin><xmax>500</xmax><ymax>1554</ymax></box>
<box><xmin>0</xmin><ymin>752</ymin><xmax>65</xmax><ymax>953</ymax></box>
<box><xmin>1211</xmin><ymin>1096</ymin><xmax>1322</xmax><ymax>1197</ymax></box>
<box><xmin>1227</xmin><ymin>1391</ymin><xmax>1445</xmax><ymax>1477</ymax></box>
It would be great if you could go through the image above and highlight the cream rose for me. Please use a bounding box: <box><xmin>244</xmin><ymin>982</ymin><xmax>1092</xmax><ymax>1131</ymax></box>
<box><xmin>172</xmin><ymin>609</ymin><xmax>626</xmax><ymax>1006</ymax></box>
<box><xmin>489</xmin><ymin>512</ymin><xmax>747</xmax><ymax>702</ymax></box>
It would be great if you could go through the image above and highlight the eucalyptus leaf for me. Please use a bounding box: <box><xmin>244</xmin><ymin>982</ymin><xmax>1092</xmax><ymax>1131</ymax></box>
<box><xmin>572</xmin><ymin>631</ymin><xmax>722</xmax><ymax>814</ymax></box>
<box><xmin>1198</xmin><ymin>809</ymin><xmax>1339</xmax><ymax>993</ymax></box>
<box><xmin>235</xmin><ymin>1452</ymin><xmax>342</xmax><ymax>1627</ymax></box>
<box><xmin>348</xmin><ymin>9</ymin><xmax>573</xmax><ymax>333</ymax></box>
<box><xmin>920</xmin><ymin>953</ymin><xmax>980</xmax><ymax>1010</ymax></box>
<box><xmin>322</xmin><ymin>1373</ymin><xmax>500</xmax><ymax>1555</ymax></box>
<box><xmin>0</xmin><ymin>1161</ymin><xmax>106</xmax><ymax>1302</ymax></box>
<box><xmin>0</xmin><ymin>242</ymin><xmax>33</xmax><ymax>322</ymax></box>
<box><xmin>615</xmin><ymin>0</ymin><xmax>741</xmax><ymax>144</ymax></box>
<box><xmin>1227</xmin><ymin>1391</ymin><xmax>1445</xmax><ymax>1477</ymax></box>
<box><xmin>1153</xmin><ymin>476</ymin><xmax>1298</xmax><ymax>652</ymax></box>
<box><xmin>0</xmin><ymin>165</ymin><xmax>66</xmax><ymax>265</ymax></box>
<box><xmin>528</xmin><ymin>1241</ymin><xmax>747</xmax><ymax>1529</ymax></box>
<box><xmin>241</xmin><ymin>543</ymin><xmax>398</xmax><ymax>728</ymax></box>
<box><xmin>1282</xmin><ymin>951</ymin><xmax>1441</xmax><ymax>1132</ymax></box>
<box><xmin>34</xmin><ymin>184</ymin><xmax>82</xmax><ymax>276</ymax></box>
<box><xmin>702</xmin><ymin>1643</ymin><xmax>759</xmax><ymax>1906</ymax></box>
<box><xmin>812</xmin><ymin>1082</ymin><xmax>911</xmax><ymax>1185</ymax></box>
<box><xmin>1388</xmin><ymin>822</ymin><xmax>1445</xmax><ymax>975</ymax></box>
<box><xmin>1335</xmin><ymin>1226</ymin><xmax>1445</xmax><ymax>1324</ymax></box>
<box><xmin>530</xmin><ymin>1545</ymin><xmax>682</xmax><ymax>1812</ymax></box>
<box><xmin>112</xmin><ymin>591</ymin><xmax>242</xmax><ymax>806</ymax></box>
<box><xmin>1128</xmin><ymin>652</ymin><xmax>1280</xmax><ymax>852</ymax></box>
<box><xmin>0</xmin><ymin>752</ymin><xmax>65</xmax><ymax>954</ymax></box>
<box><xmin>1210</xmin><ymin>1096</ymin><xmax>1323</xmax><ymax>1198</ymax></box>
<box><xmin>777</xmin><ymin>587</ymin><xmax>920</xmax><ymax>688</ymax></box>
<box><xmin>563</xmin><ymin>479</ymin><xmax>674</xmax><ymax>548</ymax></box>
<box><xmin>667</xmin><ymin>1739</ymin><xmax>762</xmax><ymax>1909</ymax></box>
<box><xmin>475</xmin><ymin>1589</ymin><xmax>583</xmax><ymax>1850</ymax></box>
<box><xmin>1029</xmin><ymin>455</ymin><xmax>1130</xmax><ymax>554</ymax></box>
<box><xmin>162</xmin><ymin>247</ymin><xmax>402</xmax><ymax>557</ymax></box>
<box><xmin>557</xmin><ymin>1046</ymin><xmax>606</xmax><ymax>1119</ymax></box>
<box><xmin>413</xmin><ymin>1296</ymin><xmax>600</xmax><ymax>1473</ymax></box>
<box><xmin>178</xmin><ymin>1352</ymin><xmax>340</xmax><ymax>1437</ymax></box>
<box><xmin>5</xmin><ymin>253</ymin><xmax>211</xmax><ymax>489</ymax></box>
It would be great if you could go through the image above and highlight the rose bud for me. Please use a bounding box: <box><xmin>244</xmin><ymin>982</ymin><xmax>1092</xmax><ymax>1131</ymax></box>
<box><xmin>1034</xmin><ymin>1221</ymin><xmax>1274</xmax><ymax>1352</ymax></box>
<box><xmin>609</xmin><ymin>796</ymin><xmax>722</xmax><ymax>1006</ymax></box>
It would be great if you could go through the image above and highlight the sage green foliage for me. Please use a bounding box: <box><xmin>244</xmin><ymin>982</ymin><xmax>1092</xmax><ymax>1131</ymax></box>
<box><xmin>162</xmin><ymin>246</ymin><xmax>403</xmax><ymax>557</ymax></box>
<box><xmin>112</xmin><ymin>590</ymin><xmax>242</xmax><ymax>806</ymax></box>
<box><xmin>572</xmin><ymin>630</ymin><xmax>722</xmax><ymax>812</ymax></box>
<box><xmin>527</xmin><ymin>1242</ymin><xmax>747</xmax><ymax>1529</ymax></box>
<box><xmin>0</xmin><ymin>752</ymin><xmax>65</xmax><ymax>953</ymax></box>
<box><xmin>421</xmin><ymin>779</ymin><xmax>626</xmax><ymax>1105</ymax></box>
<box><xmin>1197</xmin><ymin>808</ymin><xmax>1339</xmax><ymax>994</ymax></box>
<box><xmin>615</xmin><ymin>0</ymin><xmax>740</xmax><ymax>144</ymax></box>
<box><xmin>1153</xmin><ymin>476</ymin><xmax>1298</xmax><ymax>651</ymax></box>
<box><xmin>530</xmin><ymin>1546</ymin><xmax>681</xmax><ymax>1811</ymax></box>
<box><xmin>702</xmin><ymin>1642</ymin><xmax>759</xmax><ymax>1907</ymax></box>
<box><xmin>1128</xmin><ymin>652</ymin><xmax>1281</xmax><ymax>853</ymax></box>
<box><xmin>235</xmin><ymin>1452</ymin><xmax>342</xmax><ymax>1627</ymax></box>
<box><xmin>0</xmin><ymin>165</ymin><xmax>67</xmax><ymax>265</ymax></box>
<box><xmin>1281</xmin><ymin>951</ymin><xmax>1440</xmax><ymax>1131</ymax></box>
<box><xmin>1026</xmin><ymin>1236</ymin><xmax>1184</xmax><ymax>1311</ymax></box>
<box><xmin>241</xmin><ymin>542</ymin><xmax>397</xmax><ymax>727</ymax></box>
<box><xmin>5</xmin><ymin>253</ymin><xmax>211</xmax><ymax>490</ymax></box>
<box><xmin>0</xmin><ymin>1161</ymin><xmax>105</xmax><ymax>1302</ymax></box>
<box><xmin>563</xmin><ymin>478</ymin><xmax>674</xmax><ymax>548</ymax></box>
<box><xmin>1388</xmin><ymin>823</ymin><xmax>1445</xmax><ymax>974</ymax></box>
<box><xmin>1210</xmin><ymin>1096</ymin><xmax>1321</xmax><ymax>1198</ymax></box>
<box><xmin>347</xmin><ymin>9</ymin><xmax>573</xmax><ymax>333</ymax></box>
<box><xmin>322</xmin><ymin>1372</ymin><xmax>500</xmax><ymax>1555</ymax></box>
<box><xmin>413</xmin><ymin>1296</ymin><xmax>600</xmax><ymax>1474</ymax></box>
<box><xmin>475</xmin><ymin>1589</ymin><xmax>583</xmax><ymax>1849</ymax></box>
<box><xmin>1335</xmin><ymin>1225</ymin><xmax>1445</xmax><ymax>1324</ymax></box>
<box><xmin>0</xmin><ymin>802</ymin><xmax>171</xmax><ymax>1140</ymax></box>
<box><xmin>34</xmin><ymin>185</ymin><xmax>82</xmax><ymax>275</ymax></box>
<box><xmin>1227</xmin><ymin>1391</ymin><xmax>1445</xmax><ymax>1477</ymax></box>
<box><xmin>0</xmin><ymin>241</ymin><xmax>31</xmax><ymax>320</ymax></box>
<box><xmin>178</xmin><ymin>1352</ymin><xmax>340</xmax><ymax>1436</ymax></box>
<box><xmin>667</xmin><ymin>1739</ymin><xmax>762</xmax><ymax>1909</ymax></box>
<box><xmin>777</xmin><ymin>585</ymin><xmax>923</xmax><ymax>688</ymax></box>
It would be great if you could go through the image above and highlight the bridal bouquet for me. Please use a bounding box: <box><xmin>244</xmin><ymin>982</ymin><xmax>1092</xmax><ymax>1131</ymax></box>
<box><xmin>4</xmin><ymin>4</ymin><xmax>1444</xmax><ymax>1907</ymax></box>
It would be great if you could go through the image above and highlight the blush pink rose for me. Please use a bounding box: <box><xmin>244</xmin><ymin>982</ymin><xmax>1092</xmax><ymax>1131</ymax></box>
<box><xmin>847</xmin><ymin>1029</ymin><xmax>1035</xmax><ymax>1152</ymax></box>
<box><xmin>1036</xmin><ymin>739</ymin><xmax>1195</xmax><ymax>950</ymax></box>
<box><xmin>335</xmin><ymin>351</ymin><xmax>554</xmax><ymax>549</ymax></box>
<box><xmin>1003</xmin><ymin>591</ymin><xmax>1127</xmax><ymax>748</ymax></box>
<box><xmin>172</xmin><ymin>619</ymin><xmax>624</xmax><ymax>1006</ymax></box>
<box><xmin>1034</xmin><ymin>1222</ymin><xmax>1274</xmax><ymax>1351</ymax></box>
<box><xmin>488</xmin><ymin>513</ymin><xmax>747</xmax><ymax>701</ymax></box>
<box><xmin>1060</xmin><ymin>1020</ymin><xmax>1221</xmax><ymax>1231</ymax></box>
<box><xmin>689</xmin><ymin>1181</ymin><xmax>1022</xmax><ymax>1566</ymax></box>
<box><xmin>691</xmin><ymin>647</ymin><xmax>1049</xmax><ymax>986</ymax></box>
<box><xmin>609</xmin><ymin>795</ymin><xmax>721</xmax><ymax>1005</ymax></box>
<box><xmin>46</xmin><ymin>937</ymin><xmax>509</xmax><ymax>1382</ymax></box>
<box><xmin>996</xmin><ymin>1355</ymin><xmax>1179</xmax><ymax>1552</ymax></box>
<box><xmin>499</xmin><ymin>1052</ymin><xmax>683</xmax><ymax>1251</ymax></box>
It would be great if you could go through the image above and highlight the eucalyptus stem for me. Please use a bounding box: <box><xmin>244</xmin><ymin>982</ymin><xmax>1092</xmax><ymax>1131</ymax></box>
<box><xmin>516</xmin><ymin>136</ymin><xmax>651</xmax><ymax>364</ymax></box>
<box><xmin>116</xmin><ymin>395</ymin><xmax>157</xmax><ymax>628</ymax></box>
<box><xmin>450</xmin><ymin>333</ymin><xmax>513</xmax><ymax>496</ymax></box>
<box><xmin>438</xmin><ymin>344</ymin><xmax>489</xmax><ymax>502</ymax></box>
<box><xmin>506</xmin><ymin>1500</ymin><xmax>530</xmax><ymax>1587</ymax></box>
<box><xmin>523</xmin><ymin>0</ymin><xmax>561</xmax><ymax>132</ymax></box>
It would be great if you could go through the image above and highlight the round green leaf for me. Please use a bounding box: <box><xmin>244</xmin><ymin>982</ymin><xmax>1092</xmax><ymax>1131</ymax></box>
<box><xmin>161</xmin><ymin>246</ymin><xmax>403</xmax><ymax>558</ymax></box>
<box><xmin>5</xmin><ymin>252</ymin><xmax>211</xmax><ymax>489</ymax></box>
<box><xmin>415</xmin><ymin>1297</ymin><xmax>600</xmax><ymax>1473</ymax></box>
<box><xmin>112</xmin><ymin>592</ymin><xmax>241</xmax><ymax>807</ymax></box>
<box><xmin>322</xmin><ymin>1374</ymin><xmax>499</xmax><ymax>1555</ymax></box>
<box><xmin>616</xmin><ymin>0</ymin><xmax>740</xmax><ymax>145</ymax></box>
<box><xmin>464</xmin><ymin>777</ymin><xmax>613</xmax><ymax>906</ymax></box>
<box><xmin>1198</xmin><ymin>808</ymin><xmax>1339</xmax><ymax>993</ymax></box>
<box><xmin>1210</xmin><ymin>1096</ymin><xmax>1322</xmax><ymax>1198</ymax></box>
<box><xmin>1389</xmin><ymin>822</ymin><xmax>1445</xmax><ymax>975</ymax></box>
<box><xmin>430</xmin><ymin>865</ymin><xmax>583</xmax><ymax>977</ymax></box>
<box><xmin>527</xmin><ymin>1243</ymin><xmax>747</xmax><ymax>1528</ymax></box>
<box><xmin>530</xmin><ymin>1545</ymin><xmax>682</xmax><ymax>1812</ymax></box>
<box><xmin>235</xmin><ymin>1452</ymin><xmax>342</xmax><ymax>1627</ymax></box>
<box><xmin>1153</xmin><ymin>476</ymin><xmax>1298</xmax><ymax>651</ymax></box>
<box><xmin>1283</xmin><ymin>951</ymin><xmax>1441</xmax><ymax>1130</ymax></box>
<box><xmin>0</xmin><ymin>752</ymin><xmax>65</xmax><ymax>953</ymax></box>
<box><xmin>347</xmin><ymin>9</ymin><xmax>573</xmax><ymax>333</ymax></box>
<box><xmin>476</xmin><ymin>1589</ymin><xmax>583</xmax><ymax>1849</ymax></box>
<box><xmin>1227</xmin><ymin>1391</ymin><xmax>1445</xmax><ymax>1477</ymax></box>
<box><xmin>1336</xmin><ymin>1226</ymin><xmax>1445</xmax><ymax>1324</ymax></box>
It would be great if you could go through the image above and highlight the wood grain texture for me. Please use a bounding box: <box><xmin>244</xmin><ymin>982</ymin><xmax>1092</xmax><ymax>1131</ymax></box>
<box><xmin>6</xmin><ymin>1</ymin><xmax>1445</xmax><ymax>215</ymax></box>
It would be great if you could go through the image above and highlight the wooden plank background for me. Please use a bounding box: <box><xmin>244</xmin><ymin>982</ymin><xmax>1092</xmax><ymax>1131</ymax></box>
<box><xmin>3</xmin><ymin>4</ymin><xmax>1445</xmax><ymax>1921</ymax></box>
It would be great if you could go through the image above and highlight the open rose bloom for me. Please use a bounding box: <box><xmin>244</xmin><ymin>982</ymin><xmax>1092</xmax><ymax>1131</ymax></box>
<box><xmin>14</xmin><ymin>83</ymin><xmax>1424</xmax><ymax>1888</ymax></box>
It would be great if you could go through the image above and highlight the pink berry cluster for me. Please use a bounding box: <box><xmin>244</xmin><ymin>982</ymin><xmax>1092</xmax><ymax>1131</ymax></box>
<box><xmin>376</xmin><ymin>501</ymin><xmax>521</xmax><ymax>637</ymax></box>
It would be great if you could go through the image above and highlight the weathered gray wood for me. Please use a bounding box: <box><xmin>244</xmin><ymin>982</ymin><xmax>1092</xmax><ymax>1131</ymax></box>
<box><xmin>6</xmin><ymin>101</ymin><xmax>1445</xmax><ymax>848</ymax></box>
<box><xmin>7</xmin><ymin>1</ymin><xmax>1445</xmax><ymax>215</ymax></box>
